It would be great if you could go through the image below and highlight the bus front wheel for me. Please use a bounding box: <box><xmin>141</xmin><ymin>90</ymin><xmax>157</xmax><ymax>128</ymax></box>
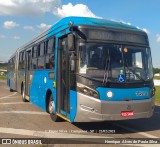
<box><xmin>48</xmin><ymin>95</ymin><xmax>61</xmax><ymax>122</ymax></box>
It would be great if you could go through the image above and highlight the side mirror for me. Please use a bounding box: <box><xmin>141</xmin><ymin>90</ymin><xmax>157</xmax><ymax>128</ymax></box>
<box><xmin>68</xmin><ymin>34</ymin><xmax>75</xmax><ymax>51</ymax></box>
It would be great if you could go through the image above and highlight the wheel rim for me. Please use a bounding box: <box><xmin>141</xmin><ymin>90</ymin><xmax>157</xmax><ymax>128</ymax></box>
<box><xmin>49</xmin><ymin>100</ymin><xmax>54</xmax><ymax>114</ymax></box>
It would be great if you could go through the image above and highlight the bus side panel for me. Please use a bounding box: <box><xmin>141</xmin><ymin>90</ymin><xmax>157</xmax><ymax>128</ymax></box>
<box><xmin>8</xmin><ymin>71</ymin><xmax>16</xmax><ymax>90</ymax></box>
<box><xmin>30</xmin><ymin>70</ymin><xmax>45</xmax><ymax>110</ymax></box>
<box><xmin>30</xmin><ymin>70</ymin><xmax>54</xmax><ymax>111</ymax></box>
<box><xmin>17</xmin><ymin>70</ymin><xmax>25</xmax><ymax>93</ymax></box>
<box><xmin>7</xmin><ymin>71</ymin><xmax>12</xmax><ymax>89</ymax></box>
<box><xmin>70</xmin><ymin>90</ymin><xmax>77</xmax><ymax>122</ymax></box>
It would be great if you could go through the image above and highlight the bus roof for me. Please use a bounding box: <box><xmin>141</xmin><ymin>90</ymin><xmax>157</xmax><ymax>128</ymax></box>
<box><xmin>50</xmin><ymin>16</ymin><xmax>143</xmax><ymax>33</ymax></box>
<box><xmin>18</xmin><ymin>16</ymin><xmax>145</xmax><ymax>52</ymax></box>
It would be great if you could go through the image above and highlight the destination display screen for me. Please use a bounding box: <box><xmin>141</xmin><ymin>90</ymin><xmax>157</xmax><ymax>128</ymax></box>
<box><xmin>81</xmin><ymin>28</ymin><xmax>148</xmax><ymax>45</ymax></box>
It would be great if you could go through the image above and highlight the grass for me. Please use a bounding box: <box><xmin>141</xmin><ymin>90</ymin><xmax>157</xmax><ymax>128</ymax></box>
<box><xmin>155</xmin><ymin>86</ymin><xmax>160</xmax><ymax>105</ymax></box>
<box><xmin>0</xmin><ymin>75</ymin><xmax>7</xmax><ymax>80</ymax></box>
<box><xmin>154</xmin><ymin>76</ymin><xmax>160</xmax><ymax>105</ymax></box>
<box><xmin>154</xmin><ymin>76</ymin><xmax>160</xmax><ymax>80</ymax></box>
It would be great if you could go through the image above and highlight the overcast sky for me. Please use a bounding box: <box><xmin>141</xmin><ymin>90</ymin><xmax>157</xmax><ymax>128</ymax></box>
<box><xmin>0</xmin><ymin>0</ymin><xmax>160</xmax><ymax>68</ymax></box>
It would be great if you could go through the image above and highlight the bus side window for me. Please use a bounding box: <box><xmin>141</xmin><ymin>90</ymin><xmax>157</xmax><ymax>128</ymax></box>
<box><xmin>31</xmin><ymin>46</ymin><xmax>38</xmax><ymax>69</ymax></box>
<box><xmin>19</xmin><ymin>52</ymin><xmax>24</xmax><ymax>69</ymax></box>
<box><xmin>10</xmin><ymin>58</ymin><xmax>13</xmax><ymax>71</ymax></box>
<box><xmin>22</xmin><ymin>51</ymin><xmax>25</xmax><ymax>69</ymax></box>
<box><xmin>45</xmin><ymin>37</ymin><xmax>55</xmax><ymax>69</ymax></box>
<box><xmin>37</xmin><ymin>43</ymin><xmax>45</xmax><ymax>69</ymax></box>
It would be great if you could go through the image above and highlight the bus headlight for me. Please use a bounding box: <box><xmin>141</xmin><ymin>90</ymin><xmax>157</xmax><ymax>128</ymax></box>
<box><xmin>77</xmin><ymin>83</ymin><xmax>99</xmax><ymax>99</ymax></box>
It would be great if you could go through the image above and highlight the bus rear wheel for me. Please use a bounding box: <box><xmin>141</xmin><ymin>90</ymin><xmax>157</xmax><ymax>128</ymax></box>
<box><xmin>48</xmin><ymin>95</ymin><xmax>61</xmax><ymax>122</ymax></box>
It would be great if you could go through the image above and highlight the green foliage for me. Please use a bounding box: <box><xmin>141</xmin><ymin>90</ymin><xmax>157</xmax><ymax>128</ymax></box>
<box><xmin>0</xmin><ymin>75</ymin><xmax>7</xmax><ymax>80</ymax></box>
<box><xmin>155</xmin><ymin>86</ymin><xmax>160</xmax><ymax>105</ymax></box>
<box><xmin>153</xmin><ymin>68</ymin><xmax>160</xmax><ymax>74</ymax></box>
<box><xmin>0</xmin><ymin>63</ymin><xmax>7</xmax><ymax>70</ymax></box>
<box><xmin>154</xmin><ymin>76</ymin><xmax>160</xmax><ymax>80</ymax></box>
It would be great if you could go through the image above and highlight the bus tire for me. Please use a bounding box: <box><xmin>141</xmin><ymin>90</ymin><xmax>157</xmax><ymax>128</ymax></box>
<box><xmin>48</xmin><ymin>95</ymin><xmax>61</xmax><ymax>122</ymax></box>
<box><xmin>22</xmin><ymin>86</ymin><xmax>27</xmax><ymax>102</ymax></box>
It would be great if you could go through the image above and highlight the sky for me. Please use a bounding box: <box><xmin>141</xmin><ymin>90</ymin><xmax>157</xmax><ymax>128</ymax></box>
<box><xmin>0</xmin><ymin>0</ymin><xmax>160</xmax><ymax>67</ymax></box>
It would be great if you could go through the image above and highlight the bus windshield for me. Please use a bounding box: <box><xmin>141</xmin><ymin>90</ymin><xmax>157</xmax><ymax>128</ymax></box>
<box><xmin>79</xmin><ymin>43</ymin><xmax>153</xmax><ymax>83</ymax></box>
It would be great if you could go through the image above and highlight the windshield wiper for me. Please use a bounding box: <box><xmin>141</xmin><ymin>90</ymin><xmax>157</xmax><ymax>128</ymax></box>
<box><xmin>78</xmin><ymin>74</ymin><xmax>102</xmax><ymax>82</ymax></box>
<box><xmin>103</xmin><ymin>50</ymin><xmax>110</xmax><ymax>84</ymax></box>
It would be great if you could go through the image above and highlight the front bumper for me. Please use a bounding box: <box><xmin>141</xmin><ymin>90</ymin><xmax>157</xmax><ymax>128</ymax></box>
<box><xmin>74</xmin><ymin>93</ymin><xmax>155</xmax><ymax>122</ymax></box>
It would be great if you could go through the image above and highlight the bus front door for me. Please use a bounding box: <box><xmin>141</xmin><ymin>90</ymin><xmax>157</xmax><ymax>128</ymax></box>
<box><xmin>57</xmin><ymin>37</ymin><xmax>70</xmax><ymax>119</ymax></box>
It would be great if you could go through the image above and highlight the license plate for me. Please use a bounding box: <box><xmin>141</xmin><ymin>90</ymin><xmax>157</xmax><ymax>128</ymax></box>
<box><xmin>121</xmin><ymin>111</ymin><xmax>134</xmax><ymax>117</ymax></box>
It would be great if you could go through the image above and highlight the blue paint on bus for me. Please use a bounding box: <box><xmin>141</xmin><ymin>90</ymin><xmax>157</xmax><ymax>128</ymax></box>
<box><xmin>97</xmin><ymin>87</ymin><xmax>150</xmax><ymax>101</ymax></box>
<box><xmin>48</xmin><ymin>17</ymin><xmax>142</xmax><ymax>37</ymax></box>
<box><xmin>30</xmin><ymin>70</ymin><xmax>54</xmax><ymax>111</ymax></box>
<box><xmin>70</xmin><ymin>90</ymin><xmax>77</xmax><ymax>122</ymax></box>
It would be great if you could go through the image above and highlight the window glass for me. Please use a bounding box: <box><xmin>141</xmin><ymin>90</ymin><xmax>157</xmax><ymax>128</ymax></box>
<box><xmin>37</xmin><ymin>43</ymin><xmax>45</xmax><ymax>69</ymax></box>
<box><xmin>38</xmin><ymin>57</ymin><xmax>45</xmax><ymax>69</ymax></box>
<box><xmin>19</xmin><ymin>52</ymin><xmax>24</xmax><ymax>69</ymax></box>
<box><xmin>47</xmin><ymin>38</ymin><xmax>54</xmax><ymax>54</ymax></box>
<box><xmin>79</xmin><ymin>43</ymin><xmax>153</xmax><ymax>82</ymax></box>
<box><xmin>32</xmin><ymin>47</ymin><xmax>38</xmax><ymax>69</ymax></box>
<box><xmin>40</xmin><ymin>42</ymin><xmax>45</xmax><ymax>56</ymax></box>
<box><xmin>32</xmin><ymin>59</ymin><xmax>37</xmax><ymax>69</ymax></box>
<box><xmin>32</xmin><ymin>46</ymin><xmax>37</xmax><ymax>58</ymax></box>
<box><xmin>45</xmin><ymin>54</ymin><xmax>54</xmax><ymax>69</ymax></box>
<box><xmin>23</xmin><ymin>51</ymin><xmax>25</xmax><ymax>61</ymax></box>
<box><xmin>45</xmin><ymin>37</ymin><xmax>55</xmax><ymax>69</ymax></box>
<box><xmin>21</xmin><ymin>52</ymin><xmax>23</xmax><ymax>61</ymax></box>
<box><xmin>19</xmin><ymin>52</ymin><xmax>22</xmax><ymax>61</ymax></box>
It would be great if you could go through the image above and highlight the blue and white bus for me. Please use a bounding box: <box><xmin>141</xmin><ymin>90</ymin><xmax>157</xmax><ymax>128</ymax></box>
<box><xmin>7</xmin><ymin>17</ymin><xmax>155</xmax><ymax>122</ymax></box>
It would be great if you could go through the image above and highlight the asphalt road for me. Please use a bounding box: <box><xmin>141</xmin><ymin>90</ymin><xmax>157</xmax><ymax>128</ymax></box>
<box><xmin>0</xmin><ymin>80</ymin><xmax>160</xmax><ymax>146</ymax></box>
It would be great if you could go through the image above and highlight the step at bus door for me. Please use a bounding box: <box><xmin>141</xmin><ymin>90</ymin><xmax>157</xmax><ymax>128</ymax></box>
<box><xmin>57</xmin><ymin>36</ymin><xmax>70</xmax><ymax>118</ymax></box>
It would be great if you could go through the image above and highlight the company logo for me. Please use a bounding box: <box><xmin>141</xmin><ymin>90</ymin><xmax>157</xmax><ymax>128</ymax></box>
<box><xmin>127</xmin><ymin>105</ymin><xmax>132</xmax><ymax>110</ymax></box>
<box><xmin>136</xmin><ymin>91</ymin><xmax>148</xmax><ymax>96</ymax></box>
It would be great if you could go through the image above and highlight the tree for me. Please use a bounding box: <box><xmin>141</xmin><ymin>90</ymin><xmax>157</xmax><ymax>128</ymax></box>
<box><xmin>153</xmin><ymin>68</ymin><xmax>160</xmax><ymax>75</ymax></box>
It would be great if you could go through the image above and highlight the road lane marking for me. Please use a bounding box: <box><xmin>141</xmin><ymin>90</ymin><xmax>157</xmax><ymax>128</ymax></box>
<box><xmin>113</xmin><ymin>123</ymin><xmax>159</xmax><ymax>138</ymax></box>
<box><xmin>2</xmin><ymin>97</ymin><xmax>21</xmax><ymax>98</ymax></box>
<box><xmin>0</xmin><ymin>92</ymin><xmax>17</xmax><ymax>99</ymax></box>
<box><xmin>0</xmin><ymin>111</ymin><xmax>48</xmax><ymax>115</ymax></box>
<box><xmin>3</xmin><ymin>87</ymin><xmax>9</xmax><ymax>90</ymax></box>
<box><xmin>0</xmin><ymin>97</ymin><xmax>20</xmax><ymax>100</ymax></box>
<box><xmin>0</xmin><ymin>102</ymin><xmax>30</xmax><ymax>105</ymax></box>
